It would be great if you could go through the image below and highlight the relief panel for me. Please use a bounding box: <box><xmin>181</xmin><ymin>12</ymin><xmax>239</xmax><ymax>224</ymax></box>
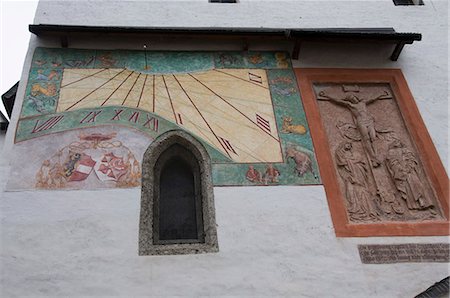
<box><xmin>296</xmin><ymin>68</ymin><xmax>449</xmax><ymax>236</ymax></box>
<box><xmin>314</xmin><ymin>84</ymin><xmax>442</xmax><ymax>223</ymax></box>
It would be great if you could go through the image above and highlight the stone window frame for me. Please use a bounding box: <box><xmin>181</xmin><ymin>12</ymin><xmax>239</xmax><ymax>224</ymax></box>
<box><xmin>152</xmin><ymin>144</ymin><xmax>205</xmax><ymax>245</ymax></box>
<box><xmin>139</xmin><ymin>130</ymin><xmax>219</xmax><ymax>255</ymax></box>
<box><xmin>295</xmin><ymin>68</ymin><xmax>449</xmax><ymax>237</ymax></box>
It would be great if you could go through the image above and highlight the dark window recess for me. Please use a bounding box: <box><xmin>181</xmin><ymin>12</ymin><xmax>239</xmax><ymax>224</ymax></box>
<box><xmin>393</xmin><ymin>0</ymin><xmax>424</xmax><ymax>5</ymax></box>
<box><xmin>153</xmin><ymin>144</ymin><xmax>204</xmax><ymax>244</ymax></box>
<box><xmin>159</xmin><ymin>158</ymin><xmax>198</xmax><ymax>240</ymax></box>
<box><xmin>139</xmin><ymin>130</ymin><xmax>218</xmax><ymax>255</ymax></box>
<box><xmin>209</xmin><ymin>0</ymin><xmax>237</xmax><ymax>3</ymax></box>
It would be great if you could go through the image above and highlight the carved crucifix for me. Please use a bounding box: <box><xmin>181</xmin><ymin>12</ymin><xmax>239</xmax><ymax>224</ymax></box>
<box><xmin>318</xmin><ymin>85</ymin><xmax>392</xmax><ymax>167</ymax></box>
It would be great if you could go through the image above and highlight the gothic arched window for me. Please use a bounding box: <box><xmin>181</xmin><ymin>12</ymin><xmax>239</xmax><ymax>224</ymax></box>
<box><xmin>139</xmin><ymin>130</ymin><xmax>218</xmax><ymax>255</ymax></box>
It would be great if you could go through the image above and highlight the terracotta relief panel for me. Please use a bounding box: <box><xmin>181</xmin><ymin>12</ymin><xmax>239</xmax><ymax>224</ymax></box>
<box><xmin>314</xmin><ymin>83</ymin><xmax>442</xmax><ymax>223</ymax></box>
<box><xmin>296</xmin><ymin>69</ymin><xmax>449</xmax><ymax>236</ymax></box>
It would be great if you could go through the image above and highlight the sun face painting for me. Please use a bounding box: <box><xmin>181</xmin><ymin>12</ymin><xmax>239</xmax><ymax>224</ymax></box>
<box><xmin>10</xmin><ymin>48</ymin><xmax>320</xmax><ymax>190</ymax></box>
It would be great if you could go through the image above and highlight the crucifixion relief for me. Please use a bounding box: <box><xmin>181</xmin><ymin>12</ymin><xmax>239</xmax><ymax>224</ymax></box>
<box><xmin>318</xmin><ymin>85</ymin><xmax>391</xmax><ymax>167</ymax></box>
<box><xmin>315</xmin><ymin>84</ymin><xmax>442</xmax><ymax>223</ymax></box>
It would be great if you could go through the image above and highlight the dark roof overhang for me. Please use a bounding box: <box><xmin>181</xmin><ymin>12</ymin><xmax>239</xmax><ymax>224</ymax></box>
<box><xmin>1</xmin><ymin>81</ymin><xmax>19</xmax><ymax>121</ymax></box>
<box><xmin>29</xmin><ymin>25</ymin><xmax>421</xmax><ymax>61</ymax></box>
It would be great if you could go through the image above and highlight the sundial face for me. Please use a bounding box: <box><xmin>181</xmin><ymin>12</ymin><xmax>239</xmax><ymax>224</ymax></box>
<box><xmin>57</xmin><ymin>68</ymin><xmax>282</xmax><ymax>163</ymax></box>
<box><xmin>10</xmin><ymin>48</ymin><xmax>320</xmax><ymax>190</ymax></box>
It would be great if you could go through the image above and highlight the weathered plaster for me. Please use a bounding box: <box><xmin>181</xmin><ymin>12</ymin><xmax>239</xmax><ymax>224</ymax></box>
<box><xmin>0</xmin><ymin>1</ymin><xmax>448</xmax><ymax>297</ymax></box>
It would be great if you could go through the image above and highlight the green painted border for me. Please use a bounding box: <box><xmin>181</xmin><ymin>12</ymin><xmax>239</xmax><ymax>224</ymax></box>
<box><xmin>15</xmin><ymin>48</ymin><xmax>321</xmax><ymax>186</ymax></box>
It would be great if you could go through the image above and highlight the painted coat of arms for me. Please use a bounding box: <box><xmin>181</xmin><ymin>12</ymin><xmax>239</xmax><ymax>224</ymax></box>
<box><xmin>35</xmin><ymin>132</ymin><xmax>141</xmax><ymax>189</ymax></box>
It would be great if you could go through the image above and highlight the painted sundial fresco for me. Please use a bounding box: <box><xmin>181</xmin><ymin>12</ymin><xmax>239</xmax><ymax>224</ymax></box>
<box><xmin>9</xmin><ymin>48</ymin><xmax>320</xmax><ymax>190</ymax></box>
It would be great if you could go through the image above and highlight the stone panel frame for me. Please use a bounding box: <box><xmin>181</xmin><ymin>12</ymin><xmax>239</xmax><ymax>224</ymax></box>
<box><xmin>139</xmin><ymin>130</ymin><xmax>219</xmax><ymax>255</ymax></box>
<box><xmin>295</xmin><ymin>68</ymin><xmax>449</xmax><ymax>237</ymax></box>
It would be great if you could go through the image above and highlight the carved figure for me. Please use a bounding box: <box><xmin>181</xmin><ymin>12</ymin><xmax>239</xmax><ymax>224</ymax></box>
<box><xmin>246</xmin><ymin>165</ymin><xmax>262</xmax><ymax>183</ymax></box>
<box><xmin>282</xmin><ymin>116</ymin><xmax>307</xmax><ymax>135</ymax></box>
<box><xmin>336</xmin><ymin>120</ymin><xmax>361</xmax><ymax>141</ymax></box>
<box><xmin>336</xmin><ymin>119</ymin><xmax>393</xmax><ymax>143</ymax></box>
<box><xmin>335</xmin><ymin>142</ymin><xmax>379</xmax><ymax>221</ymax></box>
<box><xmin>263</xmin><ymin>164</ymin><xmax>280</xmax><ymax>184</ymax></box>
<box><xmin>377</xmin><ymin>189</ymin><xmax>404</xmax><ymax>215</ymax></box>
<box><xmin>318</xmin><ymin>86</ymin><xmax>392</xmax><ymax>167</ymax></box>
<box><xmin>285</xmin><ymin>146</ymin><xmax>314</xmax><ymax>177</ymax></box>
<box><xmin>385</xmin><ymin>139</ymin><xmax>435</xmax><ymax>213</ymax></box>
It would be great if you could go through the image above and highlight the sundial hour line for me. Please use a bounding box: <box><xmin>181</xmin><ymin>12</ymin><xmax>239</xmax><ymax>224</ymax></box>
<box><xmin>172</xmin><ymin>74</ymin><xmax>232</xmax><ymax>159</ymax></box>
<box><xmin>211</xmin><ymin>120</ymin><xmax>266</xmax><ymax>163</ymax></box>
<box><xmin>60</xmin><ymin>68</ymin><xmax>108</xmax><ymax>88</ymax></box>
<box><xmin>173</xmin><ymin>74</ymin><xmax>273</xmax><ymax>162</ymax></box>
<box><xmin>122</xmin><ymin>72</ymin><xmax>142</xmax><ymax>106</ymax></box>
<box><xmin>65</xmin><ymin>69</ymin><xmax>127</xmax><ymax>111</ymax></box>
<box><xmin>101</xmin><ymin>70</ymin><xmax>134</xmax><ymax>106</ymax></box>
<box><xmin>213</xmin><ymin>69</ymin><xmax>269</xmax><ymax>90</ymax></box>
<box><xmin>136</xmin><ymin>74</ymin><xmax>148</xmax><ymax>108</ymax></box>
<box><xmin>57</xmin><ymin>68</ymin><xmax>283</xmax><ymax>163</ymax></box>
<box><xmin>176</xmin><ymin>87</ymin><xmax>274</xmax><ymax>107</ymax></box>
<box><xmin>188</xmin><ymin>73</ymin><xmax>280</xmax><ymax>143</ymax></box>
<box><xmin>152</xmin><ymin>75</ymin><xmax>156</xmax><ymax>113</ymax></box>
<box><xmin>162</xmin><ymin>75</ymin><xmax>178</xmax><ymax>124</ymax></box>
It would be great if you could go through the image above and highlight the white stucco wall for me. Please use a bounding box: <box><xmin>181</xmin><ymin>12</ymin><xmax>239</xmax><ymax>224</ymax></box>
<box><xmin>1</xmin><ymin>1</ymin><xmax>448</xmax><ymax>297</ymax></box>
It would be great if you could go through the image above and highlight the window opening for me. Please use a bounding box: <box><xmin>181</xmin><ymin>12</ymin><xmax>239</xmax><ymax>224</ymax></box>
<box><xmin>153</xmin><ymin>145</ymin><xmax>204</xmax><ymax>244</ymax></box>
<box><xmin>139</xmin><ymin>130</ymin><xmax>218</xmax><ymax>255</ymax></box>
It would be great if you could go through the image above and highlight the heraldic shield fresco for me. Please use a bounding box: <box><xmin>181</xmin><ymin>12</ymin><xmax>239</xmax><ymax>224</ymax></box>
<box><xmin>8</xmin><ymin>48</ymin><xmax>320</xmax><ymax>190</ymax></box>
<box><xmin>314</xmin><ymin>84</ymin><xmax>444</xmax><ymax>223</ymax></box>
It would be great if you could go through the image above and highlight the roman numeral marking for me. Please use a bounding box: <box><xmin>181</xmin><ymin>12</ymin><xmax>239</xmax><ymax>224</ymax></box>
<box><xmin>111</xmin><ymin>109</ymin><xmax>124</xmax><ymax>121</ymax></box>
<box><xmin>178</xmin><ymin>113</ymin><xmax>183</xmax><ymax>125</ymax></box>
<box><xmin>143</xmin><ymin>115</ymin><xmax>159</xmax><ymax>132</ymax></box>
<box><xmin>256</xmin><ymin>113</ymin><xmax>271</xmax><ymax>133</ymax></box>
<box><xmin>219</xmin><ymin>137</ymin><xmax>237</xmax><ymax>155</ymax></box>
<box><xmin>80</xmin><ymin>111</ymin><xmax>102</xmax><ymax>123</ymax></box>
<box><xmin>248</xmin><ymin>72</ymin><xmax>263</xmax><ymax>84</ymax></box>
<box><xmin>31</xmin><ymin>115</ymin><xmax>64</xmax><ymax>133</ymax></box>
<box><xmin>128</xmin><ymin>111</ymin><xmax>140</xmax><ymax>123</ymax></box>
